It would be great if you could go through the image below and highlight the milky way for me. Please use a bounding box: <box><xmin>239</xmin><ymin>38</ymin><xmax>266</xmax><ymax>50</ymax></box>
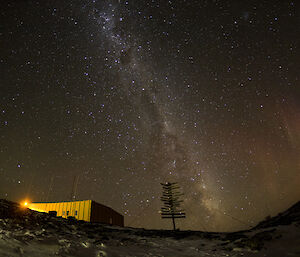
<box><xmin>1</xmin><ymin>0</ymin><xmax>299</xmax><ymax>231</ymax></box>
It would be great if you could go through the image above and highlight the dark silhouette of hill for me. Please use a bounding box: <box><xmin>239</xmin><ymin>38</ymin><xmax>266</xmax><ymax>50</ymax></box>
<box><xmin>253</xmin><ymin>200</ymin><xmax>300</xmax><ymax>229</ymax></box>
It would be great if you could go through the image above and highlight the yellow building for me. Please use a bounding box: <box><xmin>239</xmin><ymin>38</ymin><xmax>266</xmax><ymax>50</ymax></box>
<box><xmin>27</xmin><ymin>200</ymin><xmax>124</xmax><ymax>227</ymax></box>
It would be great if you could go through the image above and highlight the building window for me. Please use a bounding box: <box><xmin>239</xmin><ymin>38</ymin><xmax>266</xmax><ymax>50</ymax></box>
<box><xmin>75</xmin><ymin>210</ymin><xmax>78</xmax><ymax>216</ymax></box>
<box><xmin>67</xmin><ymin>211</ymin><xmax>69</xmax><ymax>216</ymax></box>
<box><xmin>62</xmin><ymin>211</ymin><xmax>65</xmax><ymax>216</ymax></box>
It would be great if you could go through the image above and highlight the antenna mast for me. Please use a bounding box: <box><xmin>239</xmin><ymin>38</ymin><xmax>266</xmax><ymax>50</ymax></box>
<box><xmin>70</xmin><ymin>175</ymin><xmax>79</xmax><ymax>201</ymax></box>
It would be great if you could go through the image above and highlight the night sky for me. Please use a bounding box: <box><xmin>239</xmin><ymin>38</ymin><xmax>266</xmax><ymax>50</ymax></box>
<box><xmin>1</xmin><ymin>0</ymin><xmax>299</xmax><ymax>232</ymax></box>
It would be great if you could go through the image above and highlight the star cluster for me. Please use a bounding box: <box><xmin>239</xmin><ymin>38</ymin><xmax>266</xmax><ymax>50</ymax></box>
<box><xmin>1</xmin><ymin>0</ymin><xmax>299</xmax><ymax>231</ymax></box>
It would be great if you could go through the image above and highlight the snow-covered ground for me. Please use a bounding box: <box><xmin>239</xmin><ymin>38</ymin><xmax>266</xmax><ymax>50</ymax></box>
<box><xmin>0</xmin><ymin>199</ymin><xmax>299</xmax><ymax>257</ymax></box>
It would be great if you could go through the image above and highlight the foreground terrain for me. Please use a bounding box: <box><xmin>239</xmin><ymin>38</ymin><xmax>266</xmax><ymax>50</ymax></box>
<box><xmin>0</xmin><ymin>199</ymin><xmax>299</xmax><ymax>257</ymax></box>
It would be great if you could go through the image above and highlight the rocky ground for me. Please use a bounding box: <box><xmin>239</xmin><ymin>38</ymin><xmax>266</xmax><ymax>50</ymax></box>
<box><xmin>0</xmin><ymin>199</ymin><xmax>299</xmax><ymax>257</ymax></box>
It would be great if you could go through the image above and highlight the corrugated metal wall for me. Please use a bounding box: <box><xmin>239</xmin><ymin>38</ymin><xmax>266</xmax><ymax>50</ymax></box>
<box><xmin>27</xmin><ymin>200</ymin><xmax>124</xmax><ymax>226</ymax></box>
<box><xmin>28</xmin><ymin>200</ymin><xmax>91</xmax><ymax>222</ymax></box>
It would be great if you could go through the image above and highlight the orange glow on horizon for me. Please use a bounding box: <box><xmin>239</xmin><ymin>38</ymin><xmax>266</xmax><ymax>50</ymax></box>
<box><xmin>21</xmin><ymin>200</ymin><xmax>31</xmax><ymax>208</ymax></box>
